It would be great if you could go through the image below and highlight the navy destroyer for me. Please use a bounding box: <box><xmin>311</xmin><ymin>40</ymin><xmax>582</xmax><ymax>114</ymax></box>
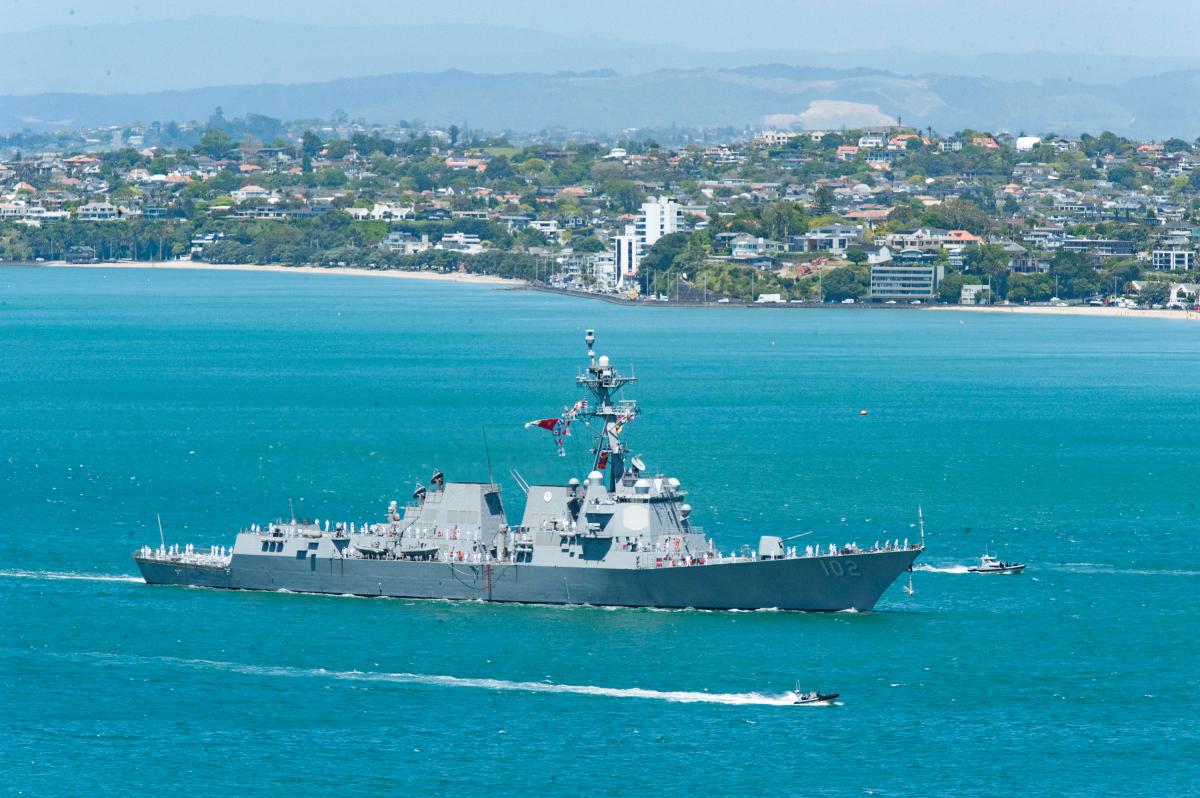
<box><xmin>135</xmin><ymin>330</ymin><xmax>922</xmax><ymax>610</ymax></box>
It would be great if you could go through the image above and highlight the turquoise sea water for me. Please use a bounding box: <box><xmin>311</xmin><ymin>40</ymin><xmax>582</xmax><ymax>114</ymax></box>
<box><xmin>1</xmin><ymin>266</ymin><xmax>1197</xmax><ymax>797</ymax></box>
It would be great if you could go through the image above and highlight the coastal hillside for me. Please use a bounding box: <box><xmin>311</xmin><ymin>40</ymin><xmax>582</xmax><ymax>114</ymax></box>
<box><xmin>3</xmin><ymin>65</ymin><xmax>1199</xmax><ymax>138</ymax></box>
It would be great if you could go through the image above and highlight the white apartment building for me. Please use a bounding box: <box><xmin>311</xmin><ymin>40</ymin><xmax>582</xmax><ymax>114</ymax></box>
<box><xmin>613</xmin><ymin>231</ymin><xmax>640</xmax><ymax>290</ymax></box>
<box><xmin>635</xmin><ymin>196</ymin><xmax>684</xmax><ymax>250</ymax></box>
<box><xmin>1152</xmin><ymin>249</ymin><xmax>1196</xmax><ymax>271</ymax></box>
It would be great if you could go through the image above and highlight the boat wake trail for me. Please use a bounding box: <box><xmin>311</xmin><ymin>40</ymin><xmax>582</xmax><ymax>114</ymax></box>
<box><xmin>86</xmin><ymin>653</ymin><xmax>798</xmax><ymax>706</ymax></box>
<box><xmin>913</xmin><ymin>564</ymin><xmax>970</xmax><ymax>574</ymax></box>
<box><xmin>0</xmin><ymin>569</ymin><xmax>143</xmax><ymax>584</ymax></box>
<box><xmin>1049</xmin><ymin>564</ymin><xmax>1200</xmax><ymax>577</ymax></box>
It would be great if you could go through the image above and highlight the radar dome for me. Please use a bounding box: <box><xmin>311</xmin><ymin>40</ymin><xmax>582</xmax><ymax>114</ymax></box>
<box><xmin>598</xmin><ymin>355</ymin><xmax>610</xmax><ymax>367</ymax></box>
<box><xmin>667</xmin><ymin>477</ymin><xmax>681</xmax><ymax>488</ymax></box>
<box><xmin>567</xmin><ymin>477</ymin><xmax>580</xmax><ymax>486</ymax></box>
<box><xmin>587</xmin><ymin>470</ymin><xmax>604</xmax><ymax>483</ymax></box>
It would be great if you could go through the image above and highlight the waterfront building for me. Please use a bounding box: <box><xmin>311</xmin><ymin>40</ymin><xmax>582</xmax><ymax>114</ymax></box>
<box><xmin>791</xmin><ymin>225</ymin><xmax>862</xmax><ymax>255</ymax></box>
<box><xmin>960</xmin><ymin>283</ymin><xmax>990</xmax><ymax>304</ymax></box>
<box><xmin>635</xmin><ymin>196</ymin><xmax>683</xmax><ymax>250</ymax></box>
<box><xmin>869</xmin><ymin>262</ymin><xmax>944</xmax><ymax>301</ymax></box>
<box><xmin>75</xmin><ymin>201</ymin><xmax>120</xmax><ymax>221</ymax></box>
<box><xmin>1061</xmin><ymin>238</ymin><xmax>1134</xmax><ymax>257</ymax></box>
<box><xmin>1151</xmin><ymin>249</ymin><xmax>1195</xmax><ymax>271</ymax></box>
<box><xmin>613</xmin><ymin>231</ymin><xmax>639</xmax><ymax>290</ymax></box>
<box><xmin>439</xmin><ymin>232</ymin><xmax>484</xmax><ymax>254</ymax></box>
<box><xmin>384</xmin><ymin>232</ymin><xmax>432</xmax><ymax>255</ymax></box>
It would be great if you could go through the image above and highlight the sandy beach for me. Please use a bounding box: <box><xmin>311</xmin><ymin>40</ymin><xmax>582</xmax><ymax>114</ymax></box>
<box><xmin>925</xmin><ymin>304</ymin><xmax>1200</xmax><ymax>322</ymax></box>
<box><xmin>37</xmin><ymin>260</ymin><xmax>526</xmax><ymax>286</ymax></box>
<box><xmin>21</xmin><ymin>263</ymin><xmax>1200</xmax><ymax>321</ymax></box>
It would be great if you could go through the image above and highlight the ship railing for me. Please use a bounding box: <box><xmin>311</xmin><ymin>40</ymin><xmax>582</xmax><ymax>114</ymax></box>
<box><xmin>136</xmin><ymin>545</ymin><xmax>231</xmax><ymax>568</ymax></box>
<box><xmin>635</xmin><ymin>551</ymin><xmax>723</xmax><ymax>569</ymax></box>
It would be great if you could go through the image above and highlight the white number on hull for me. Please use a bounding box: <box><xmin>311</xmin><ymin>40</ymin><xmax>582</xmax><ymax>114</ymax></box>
<box><xmin>820</xmin><ymin>559</ymin><xmax>860</xmax><ymax>577</ymax></box>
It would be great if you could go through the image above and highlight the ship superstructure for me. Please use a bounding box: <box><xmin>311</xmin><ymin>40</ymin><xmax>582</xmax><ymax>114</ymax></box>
<box><xmin>135</xmin><ymin>331</ymin><xmax>922</xmax><ymax>611</ymax></box>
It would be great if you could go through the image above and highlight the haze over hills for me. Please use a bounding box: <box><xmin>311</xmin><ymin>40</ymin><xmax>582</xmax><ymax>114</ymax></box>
<box><xmin>6</xmin><ymin>16</ymin><xmax>1199</xmax><ymax>95</ymax></box>
<box><xmin>5</xmin><ymin>65</ymin><xmax>1200</xmax><ymax>139</ymax></box>
<box><xmin>3</xmin><ymin>16</ymin><xmax>1198</xmax><ymax>138</ymax></box>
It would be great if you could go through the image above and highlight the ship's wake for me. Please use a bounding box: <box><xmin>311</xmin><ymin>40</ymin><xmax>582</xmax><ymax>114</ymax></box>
<box><xmin>912</xmin><ymin>564</ymin><xmax>970</xmax><ymax>574</ymax></box>
<box><xmin>0</xmin><ymin>569</ymin><xmax>143</xmax><ymax>584</ymax></box>
<box><xmin>86</xmin><ymin>653</ymin><xmax>802</xmax><ymax>706</ymax></box>
<box><xmin>1048</xmin><ymin>563</ymin><xmax>1200</xmax><ymax>577</ymax></box>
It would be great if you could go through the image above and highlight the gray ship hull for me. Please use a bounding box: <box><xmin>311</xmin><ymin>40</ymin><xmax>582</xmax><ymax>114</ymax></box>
<box><xmin>134</xmin><ymin>547</ymin><xmax>921</xmax><ymax>611</ymax></box>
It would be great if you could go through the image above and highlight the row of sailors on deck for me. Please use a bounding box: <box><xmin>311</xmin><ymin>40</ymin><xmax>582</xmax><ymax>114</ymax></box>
<box><xmin>141</xmin><ymin>544</ymin><xmax>230</xmax><ymax>559</ymax></box>
<box><xmin>254</xmin><ymin>521</ymin><xmax>370</xmax><ymax>536</ymax></box>
<box><xmin>800</xmin><ymin>539</ymin><xmax>910</xmax><ymax>558</ymax></box>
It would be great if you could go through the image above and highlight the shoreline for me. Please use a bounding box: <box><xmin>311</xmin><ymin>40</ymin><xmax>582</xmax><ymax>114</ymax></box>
<box><xmin>15</xmin><ymin>262</ymin><xmax>1199</xmax><ymax>320</ymax></box>
<box><xmin>925</xmin><ymin>304</ymin><xmax>1200</xmax><ymax>322</ymax></box>
<box><xmin>29</xmin><ymin>260</ymin><xmax>526</xmax><ymax>286</ymax></box>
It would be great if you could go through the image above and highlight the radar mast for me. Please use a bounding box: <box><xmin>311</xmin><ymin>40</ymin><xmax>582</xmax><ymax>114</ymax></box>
<box><xmin>577</xmin><ymin>329</ymin><xmax>639</xmax><ymax>489</ymax></box>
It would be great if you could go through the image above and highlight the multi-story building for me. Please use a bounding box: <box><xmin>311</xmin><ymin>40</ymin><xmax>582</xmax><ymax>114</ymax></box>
<box><xmin>613</xmin><ymin>231</ymin><xmax>639</xmax><ymax>290</ymax></box>
<box><xmin>75</xmin><ymin>201</ymin><xmax>120</xmax><ymax>221</ymax></box>
<box><xmin>439</xmin><ymin>232</ymin><xmax>484</xmax><ymax>254</ymax></box>
<box><xmin>635</xmin><ymin>196</ymin><xmax>683</xmax><ymax>250</ymax></box>
<box><xmin>1151</xmin><ymin>249</ymin><xmax>1196</xmax><ymax>271</ymax></box>
<box><xmin>791</xmin><ymin>225</ymin><xmax>862</xmax><ymax>255</ymax></box>
<box><xmin>1061</xmin><ymin>238</ymin><xmax>1134</xmax><ymax>257</ymax></box>
<box><xmin>384</xmin><ymin>232</ymin><xmax>432</xmax><ymax>255</ymax></box>
<box><xmin>869</xmin><ymin>262</ymin><xmax>944</xmax><ymax>301</ymax></box>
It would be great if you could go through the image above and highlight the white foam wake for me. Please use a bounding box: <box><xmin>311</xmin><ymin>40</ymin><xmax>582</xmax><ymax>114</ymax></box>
<box><xmin>0</xmin><ymin>569</ymin><xmax>143</xmax><ymax>584</ymax></box>
<box><xmin>1049</xmin><ymin>564</ymin><xmax>1200</xmax><ymax>577</ymax></box>
<box><xmin>913</xmin><ymin>564</ymin><xmax>970</xmax><ymax>574</ymax></box>
<box><xmin>91</xmin><ymin>653</ymin><xmax>801</xmax><ymax>706</ymax></box>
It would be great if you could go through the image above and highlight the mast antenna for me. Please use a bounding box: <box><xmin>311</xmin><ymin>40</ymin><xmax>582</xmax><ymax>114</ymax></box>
<box><xmin>918</xmin><ymin>504</ymin><xmax>926</xmax><ymax>548</ymax></box>
<box><xmin>482</xmin><ymin>426</ymin><xmax>495</xmax><ymax>485</ymax></box>
<box><xmin>289</xmin><ymin>498</ymin><xmax>296</xmax><ymax>524</ymax></box>
<box><xmin>157</xmin><ymin>513</ymin><xmax>166</xmax><ymax>550</ymax></box>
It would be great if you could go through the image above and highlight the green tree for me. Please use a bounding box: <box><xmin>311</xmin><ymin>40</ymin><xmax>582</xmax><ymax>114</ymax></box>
<box><xmin>759</xmin><ymin>200</ymin><xmax>807</xmax><ymax>240</ymax></box>
<box><xmin>937</xmin><ymin>272</ymin><xmax>969</xmax><ymax>303</ymax></box>
<box><xmin>639</xmin><ymin>232</ymin><xmax>690</xmax><ymax>283</ymax></box>
<box><xmin>814</xmin><ymin>185</ymin><xmax>835</xmax><ymax>214</ymax></box>
<box><xmin>486</xmin><ymin>155</ymin><xmax>514</xmax><ymax>180</ymax></box>
<box><xmin>195</xmin><ymin>128</ymin><xmax>235</xmax><ymax>159</ymax></box>
<box><xmin>1049</xmin><ymin>250</ymin><xmax>1100</xmax><ymax>298</ymax></box>
<box><xmin>923</xmin><ymin>198</ymin><xmax>991</xmax><ymax>234</ymax></box>
<box><xmin>324</xmin><ymin>140</ymin><xmax>351</xmax><ymax>159</ymax></box>
<box><xmin>963</xmin><ymin>243</ymin><xmax>1012</xmax><ymax>297</ymax></box>
<box><xmin>1007</xmin><ymin>272</ymin><xmax>1054</xmax><ymax>303</ymax></box>
<box><xmin>604</xmin><ymin>180</ymin><xmax>643</xmax><ymax>214</ymax></box>
<box><xmin>821</xmin><ymin>266</ymin><xmax>867</xmax><ymax>301</ymax></box>
<box><xmin>1138</xmin><ymin>281</ymin><xmax>1170</xmax><ymax>306</ymax></box>
<box><xmin>570</xmin><ymin>235</ymin><xmax>606</xmax><ymax>254</ymax></box>
<box><xmin>315</xmin><ymin>168</ymin><xmax>348</xmax><ymax>188</ymax></box>
<box><xmin>1107</xmin><ymin>164</ymin><xmax>1138</xmax><ymax>188</ymax></box>
<box><xmin>301</xmin><ymin>131</ymin><xmax>322</xmax><ymax>157</ymax></box>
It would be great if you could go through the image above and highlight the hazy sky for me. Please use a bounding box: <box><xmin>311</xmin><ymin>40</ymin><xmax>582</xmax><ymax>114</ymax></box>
<box><xmin>3</xmin><ymin>0</ymin><xmax>1194</xmax><ymax>55</ymax></box>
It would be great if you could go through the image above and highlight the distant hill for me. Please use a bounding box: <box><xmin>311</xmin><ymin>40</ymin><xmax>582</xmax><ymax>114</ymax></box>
<box><xmin>3</xmin><ymin>65</ymin><xmax>1199</xmax><ymax>139</ymax></box>
<box><xmin>3</xmin><ymin>16</ymin><xmax>1199</xmax><ymax>96</ymax></box>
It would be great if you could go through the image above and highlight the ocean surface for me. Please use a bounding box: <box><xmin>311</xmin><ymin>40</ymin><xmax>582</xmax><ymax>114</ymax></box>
<box><xmin>1</xmin><ymin>266</ymin><xmax>1197</xmax><ymax>797</ymax></box>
